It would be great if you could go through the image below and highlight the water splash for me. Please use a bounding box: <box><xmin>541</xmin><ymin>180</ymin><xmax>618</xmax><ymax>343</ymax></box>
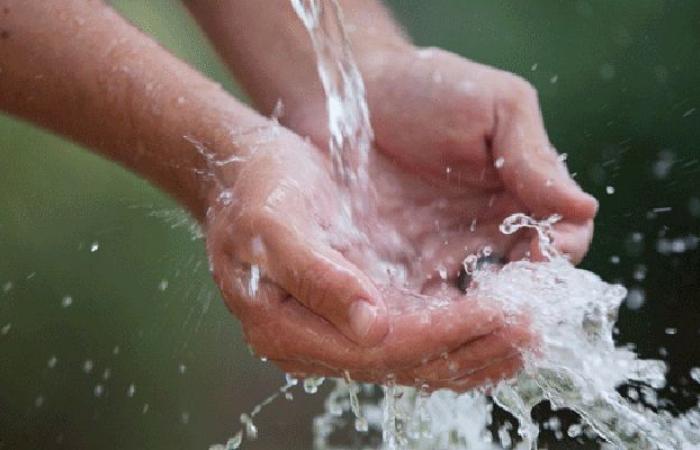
<box><xmin>212</xmin><ymin>1</ymin><xmax>700</xmax><ymax>448</ymax></box>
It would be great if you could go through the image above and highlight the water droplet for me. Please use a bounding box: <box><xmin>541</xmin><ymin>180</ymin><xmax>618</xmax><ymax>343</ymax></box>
<box><xmin>127</xmin><ymin>383</ymin><xmax>136</xmax><ymax>397</ymax></box>
<box><xmin>158</xmin><ymin>279</ymin><xmax>169</xmax><ymax>291</ymax></box>
<box><xmin>224</xmin><ymin>431</ymin><xmax>242</xmax><ymax>449</ymax></box>
<box><xmin>82</xmin><ymin>359</ymin><xmax>94</xmax><ymax>374</ymax></box>
<box><xmin>690</xmin><ymin>368</ymin><xmax>700</xmax><ymax>384</ymax></box>
<box><xmin>1</xmin><ymin>323</ymin><xmax>11</xmax><ymax>335</ymax></box>
<box><xmin>303</xmin><ymin>377</ymin><xmax>325</xmax><ymax>394</ymax></box>
<box><xmin>2</xmin><ymin>281</ymin><xmax>12</xmax><ymax>293</ymax></box>
<box><xmin>606</xmin><ymin>185</ymin><xmax>615</xmax><ymax>195</ymax></box>
<box><xmin>664</xmin><ymin>327</ymin><xmax>677</xmax><ymax>335</ymax></box>
<box><xmin>550</xmin><ymin>75</ymin><xmax>559</xmax><ymax>84</ymax></box>
<box><xmin>436</xmin><ymin>265</ymin><xmax>447</xmax><ymax>281</ymax></box>
<box><xmin>354</xmin><ymin>416</ymin><xmax>369</xmax><ymax>432</ymax></box>
<box><xmin>567</xmin><ymin>423</ymin><xmax>583</xmax><ymax>438</ymax></box>
<box><xmin>625</xmin><ymin>287</ymin><xmax>646</xmax><ymax>310</ymax></box>
<box><xmin>633</xmin><ymin>264</ymin><xmax>647</xmax><ymax>281</ymax></box>
<box><xmin>34</xmin><ymin>395</ymin><xmax>45</xmax><ymax>408</ymax></box>
<box><xmin>90</xmin><ymin>241</ymin><xmax>99</xmax><ymax>252</ymax></box>
<box><xmin>248</xmin><ymin>265</ymin><xmax>260</xmax><ymax>297</ymax></box>
<box><xmin>494</xmin><ymin>157</ymin><xmax>505</xmax><ymax>168</ymax></box>
<box><xmin>47</xmin><ymin>356</ymin><xmax>58</xmax><ymax>369</ymax></box>
<box><xmin>178</xmin><ymin>363</ymin><xmax>187</xmax><ymax>375</ymax></box>
<box><xmin>61</xmin><ymin>295</ymin><xmax>73</xmax><ymax>308</ymax></box>
<box><xmin>240</xmin><ymin>413</ymin><xmax>258</xmax><ymax>439</ymax></box>
<box><xmin>94</xmin><ymin>384</ymin><xmax>104</xmax><ymax>397</ymax></box>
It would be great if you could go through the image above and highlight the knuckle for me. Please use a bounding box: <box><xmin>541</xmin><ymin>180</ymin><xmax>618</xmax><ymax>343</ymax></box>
<box><xmin>499</xmin><ymin>74</ymin><xmax>539</xmax><ymax>111</ymax></box>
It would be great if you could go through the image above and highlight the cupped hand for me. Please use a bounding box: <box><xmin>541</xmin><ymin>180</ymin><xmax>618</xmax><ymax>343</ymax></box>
<box><xmin>287</xmin><ymin>45</ymin><xmax>598</xmax><ymax>266</ymax></box>
<box><xmin>204</xmin><ymin>124</ymin><xmax>531</xmax><ymax>392</ymax></box>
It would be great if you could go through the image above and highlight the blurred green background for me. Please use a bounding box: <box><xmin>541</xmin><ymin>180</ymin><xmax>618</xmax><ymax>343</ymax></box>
<box><xmin>1</xmin><ymin>1</ymin><xmax>698</xmax><ymax>449</ymax></box>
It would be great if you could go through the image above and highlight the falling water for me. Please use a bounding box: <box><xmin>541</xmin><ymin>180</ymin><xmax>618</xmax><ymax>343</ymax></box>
<box><xmin>211</xmin><ymin>1</ymin><xmax>700</xmax><ymax>449</ymax></box>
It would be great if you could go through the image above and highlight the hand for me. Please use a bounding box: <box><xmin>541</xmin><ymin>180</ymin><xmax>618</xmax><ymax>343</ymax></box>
<box><xmin>204</xmin><ymin>124</ymin><xmax>531</xmax><ymax>391</ymax></box>
<box><xmin>287</xmin><ymin>45</ymin><xmax>598</xmax><ymax>265</ymax></box>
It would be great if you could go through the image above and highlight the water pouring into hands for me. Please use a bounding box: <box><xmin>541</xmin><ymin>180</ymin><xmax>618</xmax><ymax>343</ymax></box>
<box><xmin>204</xmin><ymin>39</ymin><xmax>598</xmax><ymax>392</ymax></box>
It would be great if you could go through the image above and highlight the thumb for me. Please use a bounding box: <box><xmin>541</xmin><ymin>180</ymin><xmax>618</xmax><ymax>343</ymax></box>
<box><xmin>259</xmin><ymin>221</ymin><xmax>389</xmax><ymax>347</ymax></box>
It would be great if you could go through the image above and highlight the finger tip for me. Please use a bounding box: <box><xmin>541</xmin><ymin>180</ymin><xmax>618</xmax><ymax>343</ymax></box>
<box><xmin>348</xmin><ymin>300</ymin><xmax>389</xmax><ymax>347</ymax></box>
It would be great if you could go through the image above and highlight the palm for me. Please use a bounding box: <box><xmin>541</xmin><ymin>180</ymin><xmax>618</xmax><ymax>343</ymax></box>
<box><xmin>351</xmin><ymin>151</ymin><xmax>521</xmax><ymax>298</ymax></box>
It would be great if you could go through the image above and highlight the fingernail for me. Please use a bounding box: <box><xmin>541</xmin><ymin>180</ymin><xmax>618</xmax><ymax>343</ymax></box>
<box><xmin>349</xmin><ymin>301</ymin><xmax>378</xmax><ymax>342</ymax></box>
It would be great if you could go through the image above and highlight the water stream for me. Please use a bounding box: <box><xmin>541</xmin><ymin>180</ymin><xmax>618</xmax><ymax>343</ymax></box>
<box><xmin>211</xmin><ymin>1</ymin><xmax>700</xmax><ymax>449</ymax></box>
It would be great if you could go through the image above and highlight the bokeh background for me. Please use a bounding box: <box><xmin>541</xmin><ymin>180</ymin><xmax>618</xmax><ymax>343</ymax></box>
<box><xmin>1</xmin><ymin>1</ymin><xmax>698</xmax><ymax>449</ymax></box>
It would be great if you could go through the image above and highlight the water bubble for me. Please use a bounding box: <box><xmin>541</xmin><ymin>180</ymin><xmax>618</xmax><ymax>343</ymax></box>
<box><xmin>94</xmin><ymin>384</ymin><xmax>104</xmax><ymax>397</ymax></box>
<box><xmin>181</xmin><ymin>411</ymin><xmax>190</xmax><ymax>425</ymax></box>
<box><xmin>550</xmin><ymin>74</ymin><xmax>559</xmax><ymax>84</ymax></box>
<box><xmin>102</xmin><ymin>368</ymin><xmax>111</xmax><ymax>380</ymax></box>
<box><xmin>606</xmin><ymin>185</ymin><xmax>615</xmax><ymax>195</ymax></box>
<box><xmin>47</xmin><ymin>356</ymin><xmax>58</xmax><ymax>369</ymax></box>
<box><xmin>112</xmin><ymin>345</ymin><xmax>120</xmax><ymax>355</ymax></box>
<box><xmin>531</xmin><ymin>63</ymin><xmax>538</xmax><ymax>71</ymax></box>
<box><xmin>2</xmin><ymin>281</ymin><xmax>12</xmax><ymax>293</ymax></box>
<box><xmin>610</xmin><ymin>255</ymin><xmax>620</xmax><ymax>264</ymax></box>
<box><xmin>178</xmin><ymin>363</ymin><xmax>187</xmax><ymax>375</ymax></box>
<box><xmin>127</xmin><ymin>383</ymin><xmax>136</xmax><ymax>397</ymax></box>
<box><xmin>664</xmin><ymin>327</ymin><xmax>677</xmax><ymax>335</ymax></box>
<box><xmin>158</xmin><ymin>279</ymin><xmax>169</xmax><ymax>291</ymax></box>
<box><xmin>1</xmin><ymin>323</ymin><xmax>11</xmax><ymax>335</ymax></box>
<box><xmin>34</xmin><ymin>395</ymin><xmax>45</xmax><ymax>408</ymax></box>
<box><xmin>82</xmin><ymin>359</ymin><xmax>94</xmax><ymax>374</ymax></box>
<box><xmin>61</xmin><ymin>295</ymin><xmax>73</xmax><ymax>308</ymax></box>
<box><xmin>89</xmin><ymin>241</ymin><xmax>99</xmax><ymax>252</ymax></box>
<box><xmin>142</xmin><ymin>403</ymin><xmax>149</xmax><ymax>414</ymax></box>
